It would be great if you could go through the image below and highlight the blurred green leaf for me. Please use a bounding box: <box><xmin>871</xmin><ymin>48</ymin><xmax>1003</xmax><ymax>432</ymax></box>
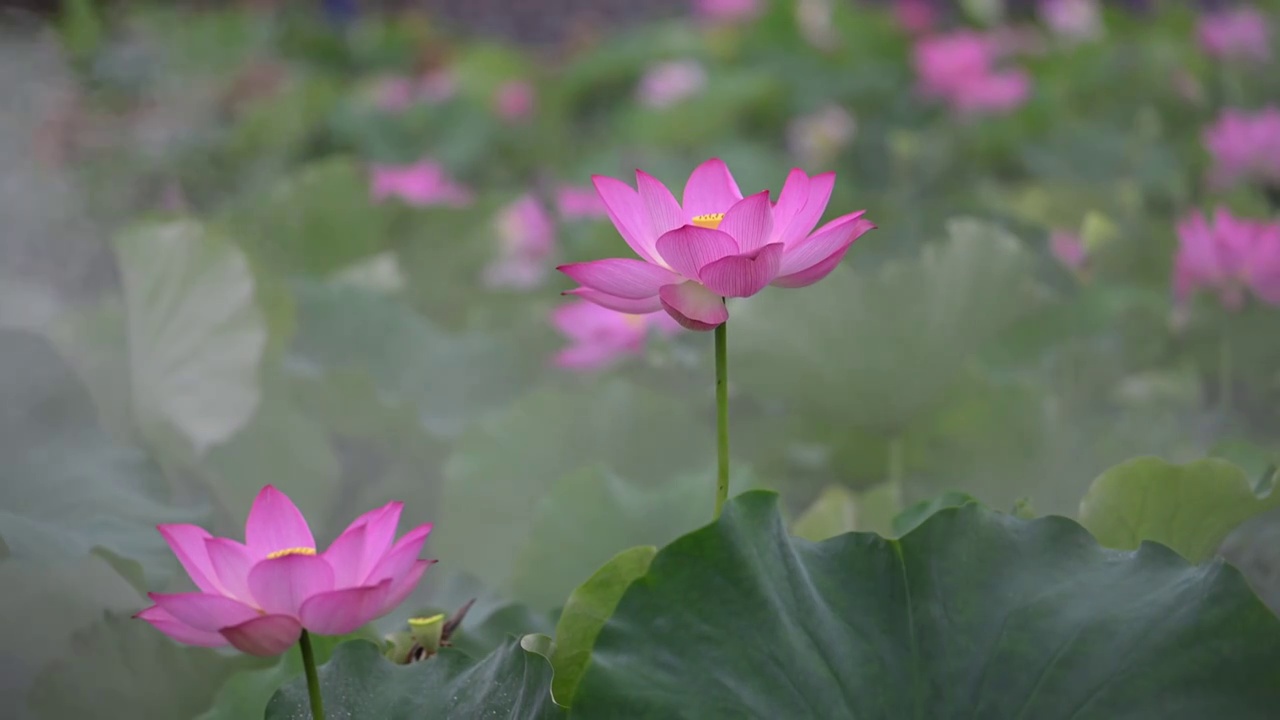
<box><xmin>791</xmin><ymin>485</ymin><xmax>858</xmax><ymax>542</ymax></box>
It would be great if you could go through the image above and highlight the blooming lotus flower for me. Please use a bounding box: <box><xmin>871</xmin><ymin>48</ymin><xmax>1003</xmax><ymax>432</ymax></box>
<box><xmin>636</xmin><ymin>60</ymin><xmax>707</xmax><ymax>109</ymax></box>
<box><xmin>551</xmin><ymin>300</ymin><xmax>682</xmax><ymax>371</ymax></box>
<box><xmin>370</xmin><ymin>159</ymin><xmax>473</xmax><ymax>207</ymax></box>
<box><xmin>914</xmin><ymin>31</ymin><xmax>1030</xmax><ymax>116</ymax></box>
<box><xmin>1203</xmin><ymin>107</ymin><xmax>1280</xmax><ymax>191</ymax></box>
<box><xmin>1197</xmin><ymin>6</ymin><xmax>1271</xmax><ymax>63</ymax></box>
<box><xmin>136</xmin><ymin>486</ymin><xmax>433</xmax><ymax>656</ymax></box>
<box><xmin>1174</xmin><ymin>208</ymin><xmax>1280</xmax><ymax>310</ymax></box>
<box><xmin>556</xmin><ymin>185</ymin><xmax>608</xmax><ymax>220</ymax></box>
<box><xmin>494</xmin><ymin>80</ymin><xmax>535</xmax><ymax>123</ymax></box>
<box><xmin>695</xmin><ymin>0</ymin><xmax>761</xmax><ymax>24</ymax></box>
<box><xmin>483</xmin><ymin>194</ymin><xmax>556</xmax><ymax>290</ymax></box>
<box><xmin>557</xmin><ymin>158</ymin><xmax>874</xmax><ymax>330</ymax></box>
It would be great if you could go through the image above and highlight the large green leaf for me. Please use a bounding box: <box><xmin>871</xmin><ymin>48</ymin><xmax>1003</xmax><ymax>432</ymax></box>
<box><xmin>1078</xmin><ymin>457</ymin><xmax>1280</xmax><ymax>563</ymax></box>
<box><xmin>732</xmin><ymin>219</ymin><xmax>1034</xmax><ymax>433</ymax></box>
<box><xmin>265</xmin><ymin>638</ymin><xmax>564</xmax><ymax>719</ymax></box>
<box><xmin>571</xmin><ymin>491</ymin><xmax>1280</xmax><ymax>718</ymax></box>
<box><xmin>115</xmin><ymin>219</ymin><xmax>267</xmax><ymax>455</ymax></box>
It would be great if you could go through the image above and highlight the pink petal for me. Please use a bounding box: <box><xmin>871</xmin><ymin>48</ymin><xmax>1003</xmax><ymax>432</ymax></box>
<box><xmin>554</xmin><ymin>343</ymin><xmax>628</xmax><ymax>371</ymax></box>
<box><xmin>147</xmin><ymin>592</ymin><xmax>261</xmax><ymax>633</ymax></box>
<box><xmin>558</xmin><ymin>259</ymin><xmax>682</xmax><ymax>298</ymax></box>
<box><xmin>564</xmin><ymin>287</ymin><xmax>665</xmax><ymax>313</ymax></box>
<box><xmin>654</xmin><ymin>226</ymin><xmax>739</xmax><ymax>280</ymax></box>
<box><xmin>658</xmin><ymin>281</ymin><xmax>729</xmax><ymax>331</ymax></box>
<box><xmin>681</xmin><ymin>158</ymin><xmax>744</xmax><ymax>217</ymax></box>
<box><xmin>366</xmin><ymin>524</ymin><xmax>432</xmax><ymax>583</ymax></box>
<box><xmin>592</xmin><ymin>175</ymin><xmax>661</xmax><ymax>264</ymax></box>
<box><xmin>204</xmin><ymin>537</ymin><xmax>256</xmax><ymax>604</ymax></box>
<box><xmin>774</xmin><ymin>172</ymin><xmax>835</xmax><ymax>246</ymax></box>
<box><xmin>718</xmin><ymin>192</ymin><xmax>774</xmax><ymax>254</ymax></box>
<box><xmin>771</xmin><ymin>169</ymin><xmax>810</xmax><ymax>237</ymax></box>
<box><xmin>376</xmin><ymin>559</ymin><xmax>434</xmax><ymax>617</ymax></box>
<box><xmin>636</xmin><ymin>170</ymin><xmax>687</xmax><ymax>239</ymax></box>
<box><xmin>323</xmin><ymin>523</ymin><xmax>368</xmax><ymax>588</ymax></box>
<box><xmin>771</xmin><ymin>242</ymin><xmax>853</xmax><ymax>288</ymax></box>
<box><xmin>135</xmin><ymin>605</ymin><xmax>229</xmax><ymax>647</ymax></box>
<box><xmin>298</xmin><ymin>579</ymin><xmax>394</xmax><ymax>635</ymax></box>
<box><xmin>699</xmin><ymin>243</ymin><xmax>784</xmax><ymax>297</ymax></box>
<box><xmin>244</xmin><ymin>486</ymin><xmax>315</xmax><ymax>558</ymax></box>
<box><xmin>220</xmin><ymin>614</ymin><xmax>303</xmax><ymax>657</ymax></box>
<box><xmin>777</xmin><ymin>212</ymin><xmax>874</xmax><ymax>276</ymax></box>
<box><xmin>247</xmin><ymin>554</ymin><xmax>335</xmax><ymax>616</ymax></box>
<box><xmin>156</xmin><ymin>524</ymin><xmax>220</xmax><ymax>594</ymax></box>
<box><xmin>337</xmin><ymin>501</ymin><xmax>404</xmax><ymax>582</ymax></box>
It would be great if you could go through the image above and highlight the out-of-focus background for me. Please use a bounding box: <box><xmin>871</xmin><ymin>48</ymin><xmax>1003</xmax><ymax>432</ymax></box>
<box><xmin>2</xmin><ymin>0</ymin><xmax>1279</xmax><ymax>717</ymax></box>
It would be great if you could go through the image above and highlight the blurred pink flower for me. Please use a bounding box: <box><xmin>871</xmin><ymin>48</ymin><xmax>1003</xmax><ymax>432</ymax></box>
<box><xmin>136</xmin><ymin>486</ymin><xmax>433</xmax><ymax>657</ymax></box>
<box><xmin>557</xmin><ymin>185</ymin><xmax>609</xmax><ymax>220</ymax></box>
<box><xmin>494</xmin><ymin>80</ymin><xmax>535</xmax><ymax>123</ymax></box>
<box><xmin>557</xmin><ymin>158</ymin><xmax>875</xmax><ymax>331</ymax></box>
<box><xmin>370</xmin><ymin>159</ymin><xmax>473</xmax><ymax>207</ymax></box>
<box><xmin>1039</xmin><ymin>0</ymin><xmax>1103</xmax><ymax>42</ymax></box>
<box><xmin>1197</xmin><ymin>6</ymin><xmax>1271</xmax><ymax>63</ymax></box>
<box><xmin>551</xmin><ymin>300</ymin><xmax>682</xmax><ymax>371</ymax></box>
<box><xmin>1203</xmin><ymin>107</ymin><xmax>1280</xmax><ymax>191</ymax></box>
<box><xmin>374</xmin><ymin>70</ymin><xmax>457</xmax><ymax>113</ymax></box>
<box><xmin>1174</xmin><ymin>208</ymin><xmax>1280</xmax><ymax>310</ymax></box>
<box><xmin>788</xmin><ymin>104</ymin><xmax>857</xmax><ymax>168</ymax></box>
<box><xmin>637</xmin><ymin>60</ymin><xmax>707</xmax><ymax>109</ymax></box>
<box><xmin>893</xmin><ymin>0</ymin><xmax>938</xmax><ymax>35</ymax></box>
<box><xmin>1049</xmin><ymin>230</ymin><xmax>1088</xmax><ymax>272</ymax></box>
<box><xmin>694</xmin><ymin>0</ymin><xmax>761</xmax><ymax>23</ymax></box>
<box><xmin>483</xmin><ymin>194</ymin><xmax>557</xmax><ymax>290</ymax></box>
<box><xmin>914</xmin><ymin>31</ymin><xmax>1031</xmax><ymax>115</ymax></box>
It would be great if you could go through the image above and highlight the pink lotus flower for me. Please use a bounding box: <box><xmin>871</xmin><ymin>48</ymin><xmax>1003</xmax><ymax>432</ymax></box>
<box><xmin>1039</xmin><ymin>0</ymin><xmax>1103</xmax><ymax>43</ymax></box>
<box><xmin>694</xmin><ymin>0</ymin><xmax>761</xmax><ymax>24</ymax></box>
<box><xmin>556</xmin><ymin>184</ymin><xmax>609</xmax><ymax>220</ymax></box>
<box><xmin>1049</xmin><ymin>230</ymin><xmax>1088</xmax><ymax>272</ymax></box>
<box><xmin>914</xmin><ymin>31</ymin><xmax>1031</xmax><ymax>116</ymax></box>
<box><xmin>370</xmin><ymin>159</ymin><xmax>473</xmax><ymax>207</ymax></box>
<box><xmin>636</xmin><ymin>60</ymin><xmax>707</xmax><ymax>109</ymax></box>
<box><xmin>483</xmin><ymin>194</ymin><xmax>557</xmax><ymax>290</ymax></box>
<box><xmin>1197</xmin><ymin>6</ymin><xmax>1271</xmax><ymax>63</ymax></box>
<box><xmin>551</xmin><ymin>300</ymin><xmax>682</xmax><ymax>371</ymax></box>
<box><xmin>557</xmin><ymin>158</ymin><xmax>875</xmax><ymax>331</ymax></box>
<box><xmin>494</xmin><ymin>80</ymin><xmax>535</xmax><ymax>123</ymax></box>
<box><xmin>893</xmin><ymin>0</ymin><xmax>938</xmax><ymax>35</ymax></box>
<box><xmin>1174</xmin><ymin>207</ymin><xmax>1280</xmax><ymax>310</ymax></box>
<box><xmin>136</xmin><ymin>486</ymin><xmax>433</xmax><ymax>657</ymax></box>
<box><xmin>1203</xmin><ymin>107</ymin><xmax>1280</xmax><ymax>191</ymax></box>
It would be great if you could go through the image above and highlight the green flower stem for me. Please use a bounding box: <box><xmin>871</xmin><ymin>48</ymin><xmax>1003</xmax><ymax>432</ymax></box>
<box><xmin>887</xmin><ymin>435</ymin><xmax>906</xmax><ymax>510</ymax></box>
<box><xmin>714</xmin><ymin>320</ymin><xmax>730</xmax><ymax>518</ymax></box>
<box><xmin>299</xmin><ymin>630</ymin><xmax>325</xmax><ymax>720</ymax></box>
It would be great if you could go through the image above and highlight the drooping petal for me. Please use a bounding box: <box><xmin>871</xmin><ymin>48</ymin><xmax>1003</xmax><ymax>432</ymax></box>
<box><xmin>376</xmin><ymin>559</ymin><xmax>434</xmax><ymax>617</ymax></box>
<box><xmin>322</xmin><ymin>523</ymin><xmax>368</xmax><ymax>588</ymax></box>
<box><xmin>654</xmin><ymin>226</ymin><xmax>739</xmax><ymax>280</ymax></box>
<box><xmin>699</xmin><ymin>243</ymin><xmax>784</xmax><ymax>297</ymax></box>
<box><xmin>773</xmin><ymin>172</ymin><xmax>835</xmax><ymax>246</ymax></box>
<box><xmin>658</xmin><ymin>281</ymin><xmax>729</xmax><ymax>331</ymax></box>
<box><xmin>777</xmin><ymin>212</ymin><xmax>874</xmax><ymax>276</ymax></box>
<box><xmin>718</xmin><ymin>192</ymin><xmax>774</xmax><ymax>254</ymax></box>
<box><xmin>681</xmin><ymin>158</ymin><xmax>744</xmax><ymax>217</ymax></box>
<box><xmin>204</xmin><ymin>537</ymin><xmax>256</xmax><ymax>604</ymax></box>
<box><xmin>564</xmin><ymin>287</ymin><xmax>665</xmax><ymax>314</ymax></box>
<box><xmin>365</xmin><ymin>524</ymin><xmax>433</xmax><ymax>583</ymax></box>
<box><xmin>636</xmin><ymin>170</ymin><xmax>687</xmax><ymax>239</ymax></box>
<box><xmin>147</xmin><ymin>592</ymin><xmax>261</xmax><ymax>633</ymax></box>
<box><xmin>247</xmin><ymin>554</ymin><xmax>335</xmax><ymax>617</ymax></box>
<box><xmin>298</xmin><ymin>579</ymin><xmax>393</xmax><ymax>635</ymax></box>
<box><xmin>220</xmin><ymin>614</ymin><xmax>303</xmax><ymax>657</ymax></box>
<box><xmin>770</xmin><ymin>169</ymin><xmax>810</xmax><ymax>236</ymax></box>
<box><xmin>592</xmin><ymin>174</ymin><xmax>661</xmax><ymax>264</ymax></box>
<box><xmin>558</xmin><ymin>259</ymin><xmax>682</xmax><ymax>298</ymax></box>
<box><xmin>135</xmin><ymin>605</ymin><xmax>229</xmax><ymax>647</ymax></box>
<box><xmin>156</xmin><ymin>524</ymin><xmax>221</xmax><ymax>594</ymax></box>
<box><xmin>244</xmin><ymin>486</ymin><xmax>315</xmax><ymax>558</ymax></box>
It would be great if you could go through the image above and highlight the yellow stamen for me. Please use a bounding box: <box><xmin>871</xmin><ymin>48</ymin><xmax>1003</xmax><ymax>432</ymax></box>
<box><xmin>266</xmin><ymin>547</ymin><xmax>317</xmax><ymax>559</ymax></box>
<box><xmin>692</xmin><ymin>213</ymin><xmax>724</xmax><ymax>230</ymax></box>
<box><xmin>409</xmin><ymin>614</ymin><xmax>446</xmax><ymax>627</ymax></box>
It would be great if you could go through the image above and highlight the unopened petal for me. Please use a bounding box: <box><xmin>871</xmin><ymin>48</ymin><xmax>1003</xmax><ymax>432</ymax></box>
<box><xmin>298</xmin><ymin>579</ymin><xmax>394</xmax><ymax>636</ymax></box>
<box><xmin>147</xmin><ymin>592</ymin><xmax>260</xmax><ymax>633</ymax></box>
<box><xmin>700</xmin><ymin>243</ymin><xmax>784</xmax><ymax>297</ymax></box>
<box><xmin>658</xmin><ymin>281</ymin><xmax>728</xmax><ymax>331</ymax></box>
<box><xmin>558</xmin><ymin>259</ymin><xmax>682</xmax><ymax>298</ymax></box>
<box><xmin>564</xmin><ymin>288</ymin><xmax>664</xmax><ymax>314</ymax></box>
<box><xmin>247</xmin><ymin>554</ymin><xmax>335</xmax><ymax>617</ymax></box>
<box><xmin>682</xmin><ymin>158</ymin><xmax>744</xmax><ymax>217</ymax></box>
<box><xmin>220</xmin><ymin>614</ymin><xmax>303</xmax><ymax>657</ymax></box>
<box><xmin>654</xmin><ymin>226</ymin><xmax>739</xmax><ymax>279</ymax></box>
<box><xmin>244</xmin><ymin>486</ymin><xmax>315</xmax><ymax>558</ymax></box>
<box><xmin>718</xmin><ymin>192</ymin><xmax>774</xmax><ymax>254</ymax></box>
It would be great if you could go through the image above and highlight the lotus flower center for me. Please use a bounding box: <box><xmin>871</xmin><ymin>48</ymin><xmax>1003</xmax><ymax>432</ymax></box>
<box><xmin>266</xmin><ymin>547</ymin><xmax>317</xmax><ymax>559</ymax></box>
<box><xmin>692</xmin><ymin>213</ymin><xmax>724</xmax><ymax>230</ymax></box>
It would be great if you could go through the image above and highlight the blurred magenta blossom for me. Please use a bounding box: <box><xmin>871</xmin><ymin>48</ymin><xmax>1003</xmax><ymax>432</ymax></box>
<box><xmin>1174</xmin><ymin>208</ymin><xmax>1280</xmax><ymax>311</ymax></box>
<box><xmin>556</xmin><ymin>184</ymin><xmax>609</xmax><ymax>220</ymax></box>
<box><xmin>370</xmin><ymin>159</ymin><xmax>473</xmax><ymax>207</ymax></box>
<box><xmin>551</xmin><ymin>300</ymin><xmax>682</xmax><ymax>371</ymax></box>
<box><xmin>1197</xmin><ymin>6</ymin><xmax>1271</xmax><ymax>63</ymax></box>
<box><xmin>374</xmin><ymin>70</ymin><xmax>457</xmax><ymax>112</ymax></box>
<box><xmin>694</xmin><ymin>0</ymin><xmax>761</xmax><ymax>23</ymax></box>
<box><xmin>913</xmin><ymin>31</ymin><xmax>1031</xmax><ymax>116</ymax></box>
<box><xmin>1203</xmin><ymin>107</ymin><xmax>1280</xmax><ymax>191</ymax></box>
<box><xmin>483</xmin><ymin>194</ymin><xmax>557</xmax><ymax>290</ymax></box>
<box><xmin>1050</xmin><ymin>230</ymin><xmax>1089</xmax><ymax>274</ymax></box>
<box><xmin>558</xmin><ymin>158</ymin><xmax>874</xmax><ymax>330</ymax></box>
<box><xmin>1039</xmin><ymin>0</ymin><xmax>1103</xmax><ymax>42</ymax></box>
<box><xmin>893</xmin><ymin>0</ymin><xmax>938</xmax><ymax>35</ymax></box>
<box><xmin>494</xmin><ymin>80</ymin><xmax>536</xmax><ymax>123</ymax></box>
<box><xmin>637</xmin><ymin>60</ymin><xmax>708</xmax><ymax>109</ymax></box>
<box><xmin>136</xmin><ymin>486</ymin><xmax>433</xmax><ymax>657</ymax></box>
<box><xmin>788</xmin><ymin>104</ymin><xmax>857</xmax><ymax>168</ymax></box>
